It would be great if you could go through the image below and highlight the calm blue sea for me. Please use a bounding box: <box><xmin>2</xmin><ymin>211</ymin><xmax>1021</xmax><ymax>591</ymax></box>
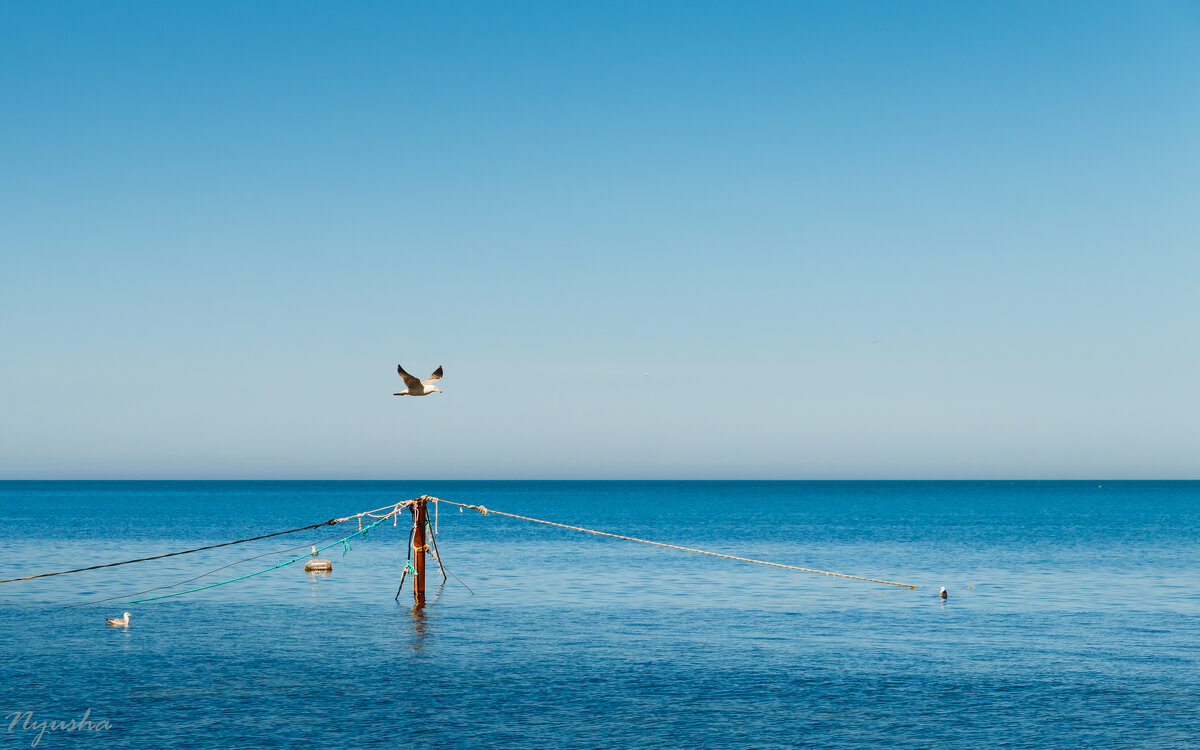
<box><xmin>1</xmin><ymin>481</ymin><xmax>1198</xmax><ymax>748</ymax></box>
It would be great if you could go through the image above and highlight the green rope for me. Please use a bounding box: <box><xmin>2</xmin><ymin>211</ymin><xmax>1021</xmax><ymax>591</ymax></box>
<box><xmin>131</xmin><ymin>515</ymin><xmax>390</xmax><ymax>604</ymax></box>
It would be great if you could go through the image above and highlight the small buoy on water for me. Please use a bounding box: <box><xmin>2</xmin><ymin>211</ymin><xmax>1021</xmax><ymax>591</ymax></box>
<box><xmin>305</xmin><ymin>547</ymin><xmax>332</xmax><ymax>572</ymax></box>
<box><xmin>939</xmin><ymin>586</ymin><xmax>948</xmax><ymax>600</ymax></box>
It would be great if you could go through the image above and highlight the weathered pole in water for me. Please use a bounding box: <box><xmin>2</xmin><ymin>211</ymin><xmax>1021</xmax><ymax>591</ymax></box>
<box><xmin>413</xmin><ymin>497</ymin><xmax>428</xmax><ymax>606</ymax></box>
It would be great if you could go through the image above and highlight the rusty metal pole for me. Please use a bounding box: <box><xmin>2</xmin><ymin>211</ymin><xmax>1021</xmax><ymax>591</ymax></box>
<box><xmin>413</xmin><ymin>497</ymin><xmax>427</xmax><ymax>607</ymax></box>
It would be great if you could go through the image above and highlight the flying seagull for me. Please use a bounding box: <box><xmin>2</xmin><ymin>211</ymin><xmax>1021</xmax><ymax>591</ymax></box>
<box><xmin>105</xmin><ymin>612</ymin><xmax>131</xmax><ymax>627</ymax></box>
<box><xmin>394</xmin><ymin>364</ymin><xmax>444</xmax><ymax>397</ymax></box>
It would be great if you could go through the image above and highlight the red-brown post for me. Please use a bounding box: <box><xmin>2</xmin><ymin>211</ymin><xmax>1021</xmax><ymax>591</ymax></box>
<box><xmin>413</xmin><ymin>497</ymin><xmax>427</xmax><ymax>606</ymax></box>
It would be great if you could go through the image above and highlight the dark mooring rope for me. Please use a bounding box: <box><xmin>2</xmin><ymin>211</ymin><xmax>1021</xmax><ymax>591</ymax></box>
<box><xmin>0</xmin><ymin>519</ymin><xmax>338</xmax><ymax>585</ymax></box>
<box><xmin>63</xmin><ymin>527</ymin><xmax>353</xmax><ymax>609</ymax></box>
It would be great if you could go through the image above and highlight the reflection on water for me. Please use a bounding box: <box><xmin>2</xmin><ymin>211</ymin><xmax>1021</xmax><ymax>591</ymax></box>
<box><xmin>430</xmin><ymin>581</ymin><xmax>447</xmax><ymax>605</ymax></box>
<box><xmin>306</xmin><ymin>569</ymin><xmax>330</xmax><ymax>600</ymax></box>
<box><xmin>408</xmin><ymin>601</ymin><xmax>428</xmax><ymax>648</ymax></box>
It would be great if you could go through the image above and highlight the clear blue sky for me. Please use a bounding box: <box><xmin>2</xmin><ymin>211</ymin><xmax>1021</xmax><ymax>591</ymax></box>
<box><xmin>1</xmin><ymin>1</ymin><xmax>1197</xmax><ymax>479</ymax></box>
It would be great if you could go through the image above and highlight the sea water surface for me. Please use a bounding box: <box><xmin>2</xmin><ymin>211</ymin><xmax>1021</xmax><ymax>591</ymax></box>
<box><xmin>0</xmin><ymin>481</ymin><xmax>1198</xmax><ymax>748</ymax></box>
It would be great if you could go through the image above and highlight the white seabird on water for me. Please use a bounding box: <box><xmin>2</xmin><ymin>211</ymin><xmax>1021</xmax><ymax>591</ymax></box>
<box><xmin>393</xmin><ymin>364</ymin><xmax>444</xmax><ymax>397</ymax></box>
<box><xmin>939</xmin><ymin>587</ymin><xmax>948</xmax><ymax>600</ymax></box>
<box><xmin>105</xmin><ymin>612</ymin><xmax>131</xmax><ymax>627</ymax></box>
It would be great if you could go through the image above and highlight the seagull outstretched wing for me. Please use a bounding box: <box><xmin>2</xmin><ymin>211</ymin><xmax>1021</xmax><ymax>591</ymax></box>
<box><xmin>396</xmin><ymin>364</ymin><xmax>423</xmax><ymax>392</ymax></box>
<box><xmin>422</xmin><ymin>366</ymin><xmax>444</xmax><ymax>386</ymax></box>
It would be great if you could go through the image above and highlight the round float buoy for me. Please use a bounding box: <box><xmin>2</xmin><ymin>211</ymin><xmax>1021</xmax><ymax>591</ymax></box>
<box><xmin>305</xmin><ymin>559</ymin><xmax>332</xmax><ymax>572</ymax></box>
<box><xmin>939</xmin><ymin>586</ymin><xmax>948</xmax><ymax>599</ymax></box>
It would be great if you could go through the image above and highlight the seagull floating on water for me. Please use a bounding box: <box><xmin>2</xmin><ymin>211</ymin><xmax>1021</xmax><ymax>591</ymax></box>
<box><xmin>939</xmin><ymin>587</ymin><xmax>948</xmax><ymax>600</ymax></box>
<box><xmin>393</xmin><ymin>364</ymin><xmax>443</xmax><ymax>397</ymax></box>
<box><xmin>105</xmin><ymin>612</ymin><xmax>131</xmax><ymax>627</ymax></box>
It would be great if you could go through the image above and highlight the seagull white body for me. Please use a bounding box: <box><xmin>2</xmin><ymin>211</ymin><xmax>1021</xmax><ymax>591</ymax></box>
<box><xmin>105</xmin><ymin>612</ymin><xmax>131</xmax><ymax>626</ymax></box>
<box><xmin>393</xmin><ymin>364</ymin><xmax>444</xmax><ymax>397</ymax></box>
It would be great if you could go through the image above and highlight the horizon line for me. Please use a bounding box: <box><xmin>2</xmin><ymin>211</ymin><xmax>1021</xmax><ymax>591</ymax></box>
<box><xmin>1</xmin><ymin>478</ymin><xmax>1196</xmax><ymax>483</ymax></box>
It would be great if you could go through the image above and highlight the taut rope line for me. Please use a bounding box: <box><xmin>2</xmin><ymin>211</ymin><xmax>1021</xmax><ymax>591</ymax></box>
<box><xmin>130</xmin><ymin>513</ymin><xmax>395</xmax><ymax>603</ymax></box>
<box><xmin>0</xmin><ymin>520</ymin><xmax>339</xmax><ymax>585</ymax></box>
<box><xmin>63</xmin><ymin>527</ymin><xmax>356</xmax><ymax>609</ymax></box>
<box><xmin>433</xmin><ymin>498</ymin><xmax>918</xmax><ymax>589</ymax></box>
<box><xmin>0</xmin><ymin>501</ymin><xmax>412</xmax><ymax>586</ymax></box>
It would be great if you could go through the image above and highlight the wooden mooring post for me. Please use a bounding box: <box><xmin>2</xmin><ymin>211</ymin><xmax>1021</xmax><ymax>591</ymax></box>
<box><xmin>412</xmin><ymin>497</ymin><xmax>428</xmax><ymax>607</ymax></box>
